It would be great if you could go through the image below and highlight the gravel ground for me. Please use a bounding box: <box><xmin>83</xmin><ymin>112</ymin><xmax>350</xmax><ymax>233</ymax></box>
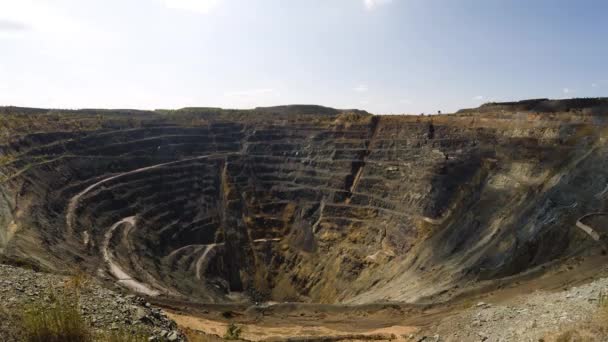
<box><xmin>412</xmin><ymin>276</ymin><xmax>608</xmax><ymax>342</ymax></box>
<box><xmin>0</xmin><ymin>263</ymin><xmax>185</xmax><ymax>341</ymax></box>
<box><xmin>5</xmin><ymin>262</ymin><xmax>608</xmax><ymax>342</ymax></box>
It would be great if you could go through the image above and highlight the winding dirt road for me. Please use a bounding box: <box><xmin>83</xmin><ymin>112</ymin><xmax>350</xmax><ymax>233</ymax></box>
<box><xmin>195</xmin><ymin>245</ymin><xmax>216</xmax><ymax>280</ymax></box>
<box><xmin>67</xmin><ymin>152</ymin><xmax>283</xmax><ymax>298</ymax></box>
<box><xmin>66</xmin><ymin>153</ymin><xmax>237</xmax><ymax>241</ymax></box>
<box><xmin>576</xmin><ymin>212</ymin><xmax>608</xmax><ymax>242</ymax></box>
<box><xmin>166</xmin><ymin>238</ymin><xmax>282</xmax><ymax>281</ymax></box>
<box><xmin>101</xmin><ymin>216</ymin><xmax>161</xmax><ymax>296</ymax></box>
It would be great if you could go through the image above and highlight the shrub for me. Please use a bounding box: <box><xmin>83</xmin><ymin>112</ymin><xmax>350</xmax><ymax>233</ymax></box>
<box><xmin>599</xmin><ymin>289</ymin><xmax>608</xmax><ymax>308</ymax></box>
<box><xmin>65</xmin><ymin>271</ymin><xmax>91</xmax><ymax>296</ymax></box>
<box><xmin>223</xmin><ymin>322</ymin><xmax>242</xmax><ymax>340</ymax></box>
<box><xmin>21</xmin><ymin>290</ymin><xmax>150</xmax><ymax>342</ymax></box>
<box><xmin>21</xmin><ymin>292</ymin><xmax>92</xmax><ymax>342</ymax></box>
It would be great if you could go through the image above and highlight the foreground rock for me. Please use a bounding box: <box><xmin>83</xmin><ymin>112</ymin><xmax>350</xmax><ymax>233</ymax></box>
<box><xmin>0</xmin><ymin>263</ymin><xmax>184</xmax><ymax>341</ymax></box>
<box><xmin>414</xmin><ymin>273</ymin><xmax>608</xmax><ymax>341</ymax></box>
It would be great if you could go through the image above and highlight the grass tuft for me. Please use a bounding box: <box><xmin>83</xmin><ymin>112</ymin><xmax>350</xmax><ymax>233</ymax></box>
<box><xmin>21</xmin><ymin>292</ymin><xmax>91</xmax><ymax>342</ymax></box>
<box><xmin>223</xmin><ymin>322</ymin><xmax>242</xmax><ymax>340</ymax></box>
<box><xmin>20</xmin><ymin>289</ymin><xmax>150</xmax><ymax>342</ymax></box>
<box><xmin>599</xmin><ymin>289</ymin><xmax>608</xmax><ymax>308</ymax></box>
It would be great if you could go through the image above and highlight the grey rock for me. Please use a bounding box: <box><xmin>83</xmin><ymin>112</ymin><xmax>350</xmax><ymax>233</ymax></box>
<box><xmin>167</xmin><ymin>331</ymin><xmax>179</xmax><ymax>341</ymax></box>
<box><xmin>132</xmin><ymin>306</ymin><xmax>148</xmax><ymax>322</ymax></box>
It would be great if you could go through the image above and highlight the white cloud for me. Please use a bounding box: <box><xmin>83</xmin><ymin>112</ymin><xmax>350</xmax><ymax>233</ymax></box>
<box><xmin>359</xmin><ymin>100</ymin><xmax>370</xmax><ymax>105</ymax></box>
<box><xmin>364</xmin><ymin>0</ymin><xmax>392</xmax><ymax>10</ymax></box>
<box><xmin>0</xmin><ymin>19</ymin><xmax>28</xmax><ymax>31</ymax></box>
<box><xmin>0</xmin><ymin>0</ymin><xmax>78</xmax><ymax>38</ymax></box>
<box><xmin>0</xmin><ymin>19</ymin><xmax>27</xmax><ymax>38</ymax></box>
<box><xmin>473</xmin><ymin>95</ymin><xmax>484</xmax><ymax>101</ymax></box>
<box><xmin>353</xmin><ymin>84</ymin><xmax>368</xmax><ymax>92</ymax></box>
<box><xmin>399</xmin><ymin>99</ymin><xmax>412</xmax><ymax>104</ymax></box>
<box><xmin>593</xmin><ymin>80</ymin><xmax>608</xmax><ymax>88</ymax></box>
<box><xmin>563</xmin><ymin>88</ymin><xmax>570</xmax><ymax>94</ymax></box>
<box><xmin>162</xmin><ymin>0</ymin><xmax>222</xmax><ymax>14</ymax></box>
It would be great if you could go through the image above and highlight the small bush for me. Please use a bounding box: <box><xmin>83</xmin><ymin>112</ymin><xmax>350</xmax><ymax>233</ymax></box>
<box><xmin>65</xmin><ymin>271</ymin><xmax>91</xmax><ymax>295</ymax></box>
<box><xmin>21</xmin><ymin>291</ymin><xmax>149</xmax><ymax>342</ymax></box>
<box><xmin>224</xmin><ymin>322</ymin><xmax>242</xmax><ymax>340</ymax></box>
<box><xmin>21</xmin><ymin>292</ymin><xmax>92</xmax><ymax>342</ymax></box>
<box><xmin>599</xmin><ymin>289</ymin><xmax>608</xmax><ymax>308</ymax></box>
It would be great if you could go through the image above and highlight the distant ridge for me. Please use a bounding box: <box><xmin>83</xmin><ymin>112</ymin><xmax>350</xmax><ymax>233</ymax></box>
<box><xmin>457</xmin><ymin>97</ymin><xmax>608</xmax><ymax>114</ymax></box>
<box><xmin>253</xmin><ymin>105</ymin><xmax>369</xmax><ymax>116</ymax></box>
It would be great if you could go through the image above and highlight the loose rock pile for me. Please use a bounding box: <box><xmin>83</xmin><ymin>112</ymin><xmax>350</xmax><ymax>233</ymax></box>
<box><xmin>413</xmin><ymin>275</ymin><xmax>608</xmax><ymax>341</ymax></box>
<box><xmin>0</xmin><ymin>264</ymin><xmax>184</xmax><ymax>341</ymax></box>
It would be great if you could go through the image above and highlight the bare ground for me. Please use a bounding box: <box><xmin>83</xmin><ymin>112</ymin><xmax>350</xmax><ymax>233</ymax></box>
<box><xmin>146</xmin><ymin>253</ymin><xmax>608</xmax><ymax>341</ymax></box>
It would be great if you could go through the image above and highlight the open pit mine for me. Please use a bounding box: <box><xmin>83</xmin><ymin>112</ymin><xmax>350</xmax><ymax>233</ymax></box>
<box><xmin>2</xmin><ymin>98</ymin><xmax>608</xmax><ymax>341</ymax></box>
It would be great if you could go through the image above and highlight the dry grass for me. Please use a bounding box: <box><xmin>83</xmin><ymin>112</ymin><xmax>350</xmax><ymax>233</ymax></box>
<box><xmin>224</xmin><ymin>322</ymin><xmax>243</xmax><ymax>340</ymax></box>
<box><xmin>334</xmin><ymin>112</ymin><xmax>372</xmax><ymax>127</ymax></box>
<box><xmin>21</xmin><ymin>291</ymin><xmax>92</xmax><ymax>342</ymax></box>
<box><xmin>543</xmin><ymin>291</ymin><xmax>608</xmax><ymax>341</ymax></box>
<box><xmin>64</xmin><ymin>271</ymin><xmax>91</xmax><ymax>295</ymax></box>
<box><xmin>21</xmin><ymin>295</ymin><xmax>150</xmax><ymax>342</ymax></box>
<box><xmin>552</xmin><ymin>328</ymin><xmax>601</xmax><ymax>342</ymax></box>
<box><xmin>0</xmin><ymin>154</ymin><xmax>15</xmax><ymax>166</ymax></box>
<box><xmin>20</xmin><ymin>275</ymin><xmax>149</xmax><ymax>342</ymax></box>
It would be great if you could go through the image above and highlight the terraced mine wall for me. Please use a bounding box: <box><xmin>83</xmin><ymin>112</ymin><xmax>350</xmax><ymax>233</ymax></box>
<box><xmin>1</xmin><ymin>100</ymin><xmax>608</xmax><ymax>304</ymax></box>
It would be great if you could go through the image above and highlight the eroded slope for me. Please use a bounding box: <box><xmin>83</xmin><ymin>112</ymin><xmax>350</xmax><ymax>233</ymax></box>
<box><xmin>1</xmin><ymin>99</ymin><xmax>607</xmax><ymax>304</ymax></box>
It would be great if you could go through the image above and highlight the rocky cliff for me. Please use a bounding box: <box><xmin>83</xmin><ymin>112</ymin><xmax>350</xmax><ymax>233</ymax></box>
<box><xmin>1</xmin><ymin>98</ymin><xmax>607</xmax><ymax>304</ymax></box>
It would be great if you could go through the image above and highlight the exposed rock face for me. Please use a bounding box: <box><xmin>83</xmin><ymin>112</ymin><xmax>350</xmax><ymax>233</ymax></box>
<box><xmin>1</xmin><ymin>99</ymin><xmax>607</xmax><ymax>304</ymax></box>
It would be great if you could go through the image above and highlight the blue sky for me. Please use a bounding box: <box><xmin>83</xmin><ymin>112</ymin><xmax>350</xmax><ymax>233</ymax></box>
<box><xmin>0</xmin><ymin>0</ymin><xmax>606</xmax><ymax>113</ymax></box>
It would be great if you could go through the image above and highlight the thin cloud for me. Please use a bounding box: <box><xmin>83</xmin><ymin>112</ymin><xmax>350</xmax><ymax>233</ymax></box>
<box><xmin>0</xmin><ymin>19</ymin><xmax>28</xmax><ymax>39</ymax></box>
<box><xmin>223</xmin><ymin>87</ymin><xmax>281</xmax><ymax>108</ymax></box>
<box><xmin>162</xmin><ymin>0</ymin><xmax>222</xmax><ymax>14</ymax></box>
<box><xmin>224</xmin><ymin>88</ymin><xmax>278</xmax><ymax>98</ymax></box>
<box><xmin>364</xmin><ymin>0</ymin><xmax>392</xmax><ymax>10</ymax></box>
<box><xmin>399</xmin><ymin>99</ymin><xmax>412</xmax><ymax>105</ymax></box>
<box><xmin>0</xmin><ymin>1</ymin><xmax>80</xmax><ymax>39</ymax></box>
<box><xmin>473</xmin><ymin>95</ymin><xmax>484</xmax><ymax>101</ymax></box>
<box><xmin>563</xmin><ymin>88</ymin><xmax>570</xmax><ymax>94</ymax></box>
<box><xmin>0</xmin><ymin>19</ymin><xmax>29</xmax><ymax>31</ymax></box>
<box><xmin>353</xmin><ymin>84</ymin><xmax>368</xmax><ymax>92</ymax></box>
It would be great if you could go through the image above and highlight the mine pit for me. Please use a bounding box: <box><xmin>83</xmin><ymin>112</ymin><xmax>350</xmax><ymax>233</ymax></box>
<box><xmin>3</xmin><ymin>100</ymin><xmax>608</xmax><ymax>340</ymax></box>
